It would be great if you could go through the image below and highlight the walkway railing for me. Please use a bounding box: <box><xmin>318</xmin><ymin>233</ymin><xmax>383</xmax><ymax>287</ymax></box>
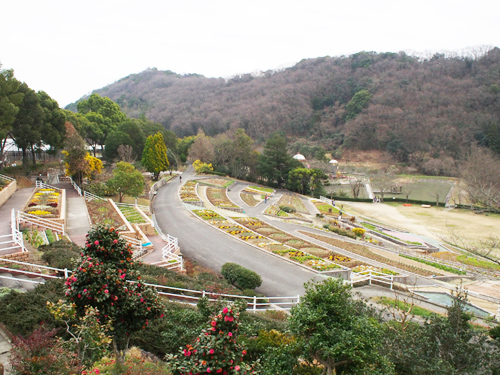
<box><xmin>17</xmin><ymin>210</ymin><xmax>65</xmax><ymax>235</ymax></box>
<box><xmin>350</xmin><ymin>270</ymin><xmax>395</xmax><ymax>289</ymax></box>
<box><xmin>35</xmin><ymin>181</ymin><xmax>61</xmax><ymax>191</ymax></box>
<box><xmin>0</xmin><ymin>174</ymin><xmax>15</xmax><ymax>183</ymax></box>
<box><xmin>84</xmin><ymin>191</ymin><xmax>105</xmax><ymax>201</ymax></box>
<box><xmin>319</xmin><ymin>196</ymin><xmax>335</xmax><ymax>205</ymax></box>
<box><xmin>68</xmin><ymin>177</ymin><xmax>82</xmax><ymax>196</ymax></box>
<box><xmin>0</xmin><ymin>259</ymin><xmax>298</xmax><ymax>311</ymax></box>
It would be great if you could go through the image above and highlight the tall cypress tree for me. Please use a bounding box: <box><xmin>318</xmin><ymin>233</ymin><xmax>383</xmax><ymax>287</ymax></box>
<box><xmin>141</xmin><ymin>132</ymin><xmax>169</xmax><ymax>180</ymax></box>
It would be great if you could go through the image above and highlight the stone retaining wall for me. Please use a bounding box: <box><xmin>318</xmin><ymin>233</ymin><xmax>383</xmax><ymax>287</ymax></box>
<box><xmin>0</xmin><ymin>179</ymin><xmax>16</xmax><ymax>208</ymax></box>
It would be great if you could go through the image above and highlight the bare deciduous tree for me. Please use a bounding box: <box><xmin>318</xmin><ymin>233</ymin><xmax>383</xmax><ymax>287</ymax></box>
<box><xmin>460</xmin><ymin>147</ymin><xmax>500</xmax><ymax>210</ymax></box>
<box><xmin>445</xmin><ymin>226</ymin><xmax>500</xmax><ymax>266</ymax></box>
<box><xmin>117</xmin><ymin>144</ymin><xmax>135</xmax><ymax>163</ymax></box>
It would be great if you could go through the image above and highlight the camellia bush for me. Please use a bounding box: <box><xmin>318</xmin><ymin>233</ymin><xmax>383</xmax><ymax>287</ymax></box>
<box><xmin>167</xmin><ymin>303</ymin><xmax>258</xmax><ymax>374</ymax></box>
<box><xmin>65</xmin><ymin>225</ymin><xmax>164</xmax><ymax>364</ymax></box>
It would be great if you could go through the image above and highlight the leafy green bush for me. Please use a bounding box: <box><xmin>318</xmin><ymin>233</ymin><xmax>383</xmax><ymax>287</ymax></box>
<box><xmin>325</xmin><ymin>225</ymin><xmax>357</xmax><ymax>239</ymax></box>
<box><xmin>279</xmin><ymin>205</ymin><xmax>296</xmax><ymax>213</ymax></box>
<box><xmin>0</xmin><ymin>279</ymin><xmax>65</xmax><ymax>336</ymax></box>
<box><xmin>39</xmin><ymin>239</ymin><xmax>82</xmax><ymax>269</ymax></box>
<box><xmin>221</xmin><ymin>263</ymin><xmax>263</xmax><ymax>290</ymax></box>
<box><xmin>85</xmin><ymin>181</ymin><xmax>115</xmax><ymax>197</ymax></box>
<box><xmin>130</xmin><ymin>303</ymin><xmax>206</xmax><ymax>358</ymax></box>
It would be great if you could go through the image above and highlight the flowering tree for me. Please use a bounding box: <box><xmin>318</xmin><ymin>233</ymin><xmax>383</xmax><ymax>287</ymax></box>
<box><xmin>65</xmin><ymin>225</ymin><xmax>164</xmax><ymax>364</ymax></box>
<box><xmin>167</xmin><ymin>303</ymin><xmax>257</xmax><ymax>374</ymax></box>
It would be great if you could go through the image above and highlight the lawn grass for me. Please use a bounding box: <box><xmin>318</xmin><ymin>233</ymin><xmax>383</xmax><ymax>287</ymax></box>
<box><xmin>374</xmin><ymin>296</ymin><xmax>439</xmax><ymax>319</ymax></box>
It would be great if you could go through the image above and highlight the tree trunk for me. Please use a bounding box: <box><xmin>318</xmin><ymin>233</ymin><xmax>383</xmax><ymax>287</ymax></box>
<box><xmin>31</xmin><ymin>147</ymin><xmax>37</xmax><ymax>166</ymax></box>
<box><xmin>22</xmin><ymin>147</ymin><xmax>28</xmax><ymax>171</ymax></box>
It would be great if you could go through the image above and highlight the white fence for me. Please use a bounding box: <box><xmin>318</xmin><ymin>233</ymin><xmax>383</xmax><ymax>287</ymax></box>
<box><xmin>84</xmin><ymin>191</ymin><xmax>105</xmax><ymax>201</ymax></box>
<box><xmin>0</xmin><ymin>258</ymin><xmax>299</xmax><ymax>311</ymax></box>
<box><xmin>17</xmin><ymin>210</ymin><xmax>65</xmax><ymax>236</ymax></box>
<box><xmin>350</xmin><ymin>270</ymin><xmax>395</xmax><ymax>289</ymax></box>
<box><xmin>0</xmin><ymin>174</ymin><xmax>15</xmax><ymax>183</ymax></box>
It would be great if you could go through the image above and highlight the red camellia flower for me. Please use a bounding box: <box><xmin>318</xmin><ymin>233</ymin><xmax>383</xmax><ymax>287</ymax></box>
<box><xmin>209</xmin><ymin>348</ymin><xmax>214</xmax><ymax>355</ymax></box>
<box><xmin>94</xmin><ymin>240</ymin><xmax>99</xmax><ymax>245</ymax></box>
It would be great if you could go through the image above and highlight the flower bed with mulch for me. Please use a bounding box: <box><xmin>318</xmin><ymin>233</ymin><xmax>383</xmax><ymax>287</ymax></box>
<box><xmin>206</xmin><ymin>187</ymin><xmax>240</xmax><ymax>209</ymax></box>
<box><xmin>240</xmin><ymin>192</ymin><xmax>261</xmax><ymax>207</ymax></box>
<box><xmin>234</xmin><ymin>218</ymin><xmax>360</xmax><ymax>272</ymax></box>
<box><xmin>197</xmin><ymin>178</ymin><xmax>234</xmax><ymax>188</ymax></box>
<box><xmin>86</xmin><ymin>199</ymin><xmax>128</xmax><ymax>230</ymax></box>
<box><xmin>298</xmin><ymin>230</ymin><xmax>440</xmax><ymax>277</ymax></box>
<box><xmin>179</xmin><ymin>180</ymin><xmax>202</xmax><ymax>202</ymax></box>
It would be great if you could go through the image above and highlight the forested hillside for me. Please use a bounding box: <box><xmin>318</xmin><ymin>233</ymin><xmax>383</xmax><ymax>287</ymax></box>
<box><xmin>69</xmin><ymin>48</ymin><xmax>500</xmax><ymax>168</ymax></box>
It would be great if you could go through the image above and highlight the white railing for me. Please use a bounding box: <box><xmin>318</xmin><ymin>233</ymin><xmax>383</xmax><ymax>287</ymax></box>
<box><xmin>35</xmin><ymin>181</ymin><xmax>61</xmax><ymax>191</ymax></box>
<box><xmin>157</xmin><ymin>234</ymin><xmax>183</xmax><ymax>269</ymax></box>
<box><xmin>0</xmin><ymin>234</ymin><xmax>24</xmax><ymax>254</ymax></box>
<box><xmin>11</xmin><ymin>208</ymin><xmax>26</xmax><ymax>251</ymax></box>
<box><xmin>17</xmin><ymin>210</ymin><xmax>65</xmax><ymax>235</ymax></box>
<box><xmin>319</xmin><ymin>196</ymin><xmax>337</xmax><ymax>206</ymax></box>
<box><xmin>84</xmin><ymin>191</ymin><xmax>105</xmax><ymax>201</ymax></box>
<box><xmin>68</xmin><ymin>177</ymin><xmax>82</xmax><ymax>196</ymax></box>
<box><xmin>121</xmin><ymin>234</ymin><xmax>144</xmax><ymax>258</ymax></box>
<box><xmin>0</xmin><ymin>258</ymin><xmax>69</xmax><ymax>278</ymax></box>
<box><xmin>0</xmin><ymin>174</ymin><xmax>15</xmax><ymax>183</ymax></box>
<box><xmin>350</xmin><ymin>271</ymin><xmax>395</xmax><ymax>289</ymax></box>
<box><xmin>0</xmin><ymin>259</ymin><xmax>298</xmax><ymax>311</ymax></box>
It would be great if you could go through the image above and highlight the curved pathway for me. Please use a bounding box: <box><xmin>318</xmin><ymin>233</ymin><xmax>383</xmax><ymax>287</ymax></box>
<box><xmin>153</xmin><ymin>169</ymin><xmax>323</xmax><ymax>297</ymax></box>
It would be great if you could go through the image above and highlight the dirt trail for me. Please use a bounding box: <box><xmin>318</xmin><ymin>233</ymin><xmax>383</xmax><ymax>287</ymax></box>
<box><xmin>341</xmin><ymin>201</ymin><xmax>499</xmax><ymax>245</ymax></box>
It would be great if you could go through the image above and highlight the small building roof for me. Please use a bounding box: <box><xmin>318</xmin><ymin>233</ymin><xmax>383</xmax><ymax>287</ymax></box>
<box><xmin>293</xmin><ymin>152</ymin><xmax>306</xmax><ymax>161</ymax></box>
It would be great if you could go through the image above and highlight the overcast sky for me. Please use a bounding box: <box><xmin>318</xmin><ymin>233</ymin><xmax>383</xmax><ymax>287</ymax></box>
<box><xmin>1</xmin><ymin>0</ymin><xmax>499</xmax><ymax>108</ymax></box>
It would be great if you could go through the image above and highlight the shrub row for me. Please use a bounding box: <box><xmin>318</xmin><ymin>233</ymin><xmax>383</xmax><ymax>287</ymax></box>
<box><xmin>323</xmin><ymin>224</ymin><xmax>357</xmax><ymax>239</ymax></box>
<box><xmin>399</xmin><ymin>255</ymin><xmax>466</xmax><ymax>275</ymax></box>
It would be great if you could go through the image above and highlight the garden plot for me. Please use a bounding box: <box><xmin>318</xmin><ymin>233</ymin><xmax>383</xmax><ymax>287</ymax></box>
<box><xmin>117</xmin><ymin>205</ymin><xmax>147</xmax><ymax>224</ymax></box>
<box><xmin>206</xmin><ymin>187</ymin><xmax>240</xmax><ymax>209</ymax></box>
<box><xmin>86</xmin><ymin>199</ymin><xmax>128</xmax><ymax>230</ymax></box>
<box><xmin>197</xmin><ymin>178</ymin><xmax>234</xmax><ymax>188</ymax></box>
<box><xmin>298</xmin><ymin>230</ymin><xmax>442</xmax><ymax>277</ymax></box>
<box><xmin>235</xmin><ymin>218</ymin><xmax>387</xmax><ymax>273</ymax></box>
<box><xmin>24</xmin><ymin>187</ymin><xmax>62</xmax><ymax>218</ymax></box>
<box><xmin>240</xmin><ymin>189</ymin><xmax>262</xmax><ymax>207</ymax></box>
<box><xmin>179</xmin><ymin>180</ymin><xmax>202</xmax><ymax>203</ymax></box>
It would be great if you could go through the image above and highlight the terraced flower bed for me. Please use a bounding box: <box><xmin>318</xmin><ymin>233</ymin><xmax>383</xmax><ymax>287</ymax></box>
<box><xmin>314</xmin><ymin>201</ymin><xmax>340</xmax><ymax>215</ymax></box>
<box><xmin>234</xmin><ymin>218</ymin><xmax>360</xmax><ymax>271</ymax></box>
<box><xmin>118</xmin><ymin>205</ymin><xmax>147</xmax><ymax>224</ymax></box>
<box><xmin>179</xmin><ymin>180</ymin><xmax>201</xmax><ymax>202</ymax></box>
<box><xmin>198</xmin><ymin>178</ymin><xmax>234</xmax><ymax>188</ymax></box>
<box><xmin>276</xmin><ymin>194</ymin><xmax>308</xmax><ymax>213</ymax></box>
<box><xmin>206</xmin><ymin>187</ymin><xmax>240</xmax><ymax>209</ymax></box>
<box><xmin>87</xmin><ymin>199</ymin><xmax>127</xmax><ymax>229</ymax></box>
<box><xmin>192</xmin><ymin>209</ymin><xmax>225</xmax><ymax>221</ymax></box>
<box><xmin>298</xmin><ymin>230</ymin><xmax>441</xmax><ymax>277</ymax></box>
<box><xmin>24</xmin><ymin>187</ymin><xmax>61</xmax><ymax>218</ymax></box>
<box><xmin>240</xmin><ymin>192</ymin><xmax>261</xmax><ymax>207</ymax></box>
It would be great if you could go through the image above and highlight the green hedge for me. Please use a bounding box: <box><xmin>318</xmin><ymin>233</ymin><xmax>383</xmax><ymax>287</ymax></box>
<box><xmin>221</xmin><ymin>263</ymin><xmax>263</xmax><ymax>290</ymax></box>
<box><xmin>399</xmin><ymin>255</ymin><xmax>466</xmax><ymax>275</ymax></box>
<box><xmin>324</xmin><ymin>224</ymin><xmax>357</xmax><ymax>239</ymax></box>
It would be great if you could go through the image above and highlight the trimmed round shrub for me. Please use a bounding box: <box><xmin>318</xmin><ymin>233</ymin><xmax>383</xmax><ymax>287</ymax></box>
<box><xmin>221</xmin><ymin>262</ymin><xmax>263</xmax><ymax>290</ymax></box>
<box><xmin>279</xmin><ymin>205</ymin><xmax>296</xmax><ymax>213</ymax></box>
<box><xmin>352</xmin><ymin>228</ymin><xmax>366</xmax><ymax>237</ymax></box>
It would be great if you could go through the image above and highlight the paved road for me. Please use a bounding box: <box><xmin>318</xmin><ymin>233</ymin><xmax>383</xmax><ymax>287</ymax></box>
<box><xmin>153</xmin><ymin>169</ymin><xmax>323</xmax><ymax>297</ymax></box>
